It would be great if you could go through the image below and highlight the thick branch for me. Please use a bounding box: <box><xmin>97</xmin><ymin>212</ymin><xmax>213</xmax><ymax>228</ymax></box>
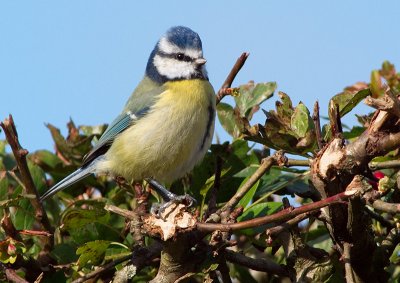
<box><xmin>365</xmin><ymin>90</ymin><xmax>400</xmax><ymax>119</ymax></box>
<box><xmin>197</xmin><ymin>190</ymin><xmax>355</xmax><ymax>232</ymax></box>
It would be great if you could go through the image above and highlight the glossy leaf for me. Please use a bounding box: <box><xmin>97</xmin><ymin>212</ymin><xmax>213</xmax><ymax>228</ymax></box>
<box><xmin>291</xmin><ymin>102</ymin><xmax>314</xmax><ymax>138</ymax></box>
<box><xmin>237</xmin><ymin>176</ymin><xmax>260</xmax><ymax>209</ymax></box>
<box><xmin>217</xmin><ymin>102</ymin><xmax>240</xmax><ymax>138</ymax></box>
<box><xmin>76</xmin><ymin>240</ymin><xmax>111</xmax><ymax>268</ymax></box>
<box><xmin>61</xmin><ymin>204</ymin><xmax>109</xmax><ymax>231</ymax></box>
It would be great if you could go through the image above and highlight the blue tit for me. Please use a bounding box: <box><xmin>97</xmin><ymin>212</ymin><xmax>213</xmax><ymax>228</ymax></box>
<box><xmin>40</xmin><ymin>26</ymin><xmax>216</xmax><ymax>203</ymax></box>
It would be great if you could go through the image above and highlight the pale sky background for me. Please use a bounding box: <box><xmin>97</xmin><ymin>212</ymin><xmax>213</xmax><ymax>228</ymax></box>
<box><xmin>1</xmin><ymin>1</ymin><xmax>400</xmax><ymax>152</ymax></box>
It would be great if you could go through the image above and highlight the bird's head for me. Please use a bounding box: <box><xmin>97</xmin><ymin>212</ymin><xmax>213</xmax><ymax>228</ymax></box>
<box><xmin>146</xmin><ymin>26</ymin><xmax>208</xmax><ymax>83</ymax></box>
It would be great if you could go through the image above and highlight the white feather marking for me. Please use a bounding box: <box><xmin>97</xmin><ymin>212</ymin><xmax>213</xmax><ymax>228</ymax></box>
<box><xmin>126</xmin><ymin>111</ymin><xmax>137</xmax><ymax>120</ymax></box>
<box><xmin>158</xmin><ymin>37</ymin><xmax>202</xmax><ymax>59</ymax></box>
<box><xmin>153</xmin><ymin>54</ymin><xmax>196</xmax><ymax>79</ymax></box>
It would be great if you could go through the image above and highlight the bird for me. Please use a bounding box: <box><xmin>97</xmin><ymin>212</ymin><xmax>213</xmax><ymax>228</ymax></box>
<box><xmin>40</xmin><ymin>26</ymin><xmax>216</xmax><ymax>209</ymax></box>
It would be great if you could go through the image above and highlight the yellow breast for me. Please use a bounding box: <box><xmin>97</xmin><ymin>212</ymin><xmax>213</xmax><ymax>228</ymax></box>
<box><xmin>97</xmin><ymin>79</ymin><xmax>215</xmax><ymax>183</ymax></box>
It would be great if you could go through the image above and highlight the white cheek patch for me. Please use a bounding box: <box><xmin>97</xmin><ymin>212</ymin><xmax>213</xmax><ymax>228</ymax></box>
<box><xmin>158</xmin><ymin>37</ymin><xmax>203</xmax><ymax>59</ymax></box>
<box><xmin>153</xmin><ymin>54</ymin><xmax>196</xmax><ymax>79</ymax></box>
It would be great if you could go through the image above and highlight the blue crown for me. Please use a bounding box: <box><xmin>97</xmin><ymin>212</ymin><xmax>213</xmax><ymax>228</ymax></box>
<box><xmin>164</xmin><ymin>26</ymin><xmax>202</xmax><ymax>50</ymax></box>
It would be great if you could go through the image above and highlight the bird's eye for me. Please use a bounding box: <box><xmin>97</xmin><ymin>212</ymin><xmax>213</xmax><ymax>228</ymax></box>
<box><xmin>176</xmin><ymin>53</ymin><xmax>185</xmax><ymax>60</ymax></box>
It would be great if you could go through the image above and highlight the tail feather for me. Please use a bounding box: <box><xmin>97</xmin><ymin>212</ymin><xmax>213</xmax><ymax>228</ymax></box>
<box><xmin>40</xmin><ymin>165</ymin><xmax>95</xmax><ymax>202</ymax></box>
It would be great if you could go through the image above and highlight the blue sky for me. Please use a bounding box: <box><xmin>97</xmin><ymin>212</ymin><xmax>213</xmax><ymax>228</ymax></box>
<box><xmin>1</xmin><ymin>1</ymin><xmax>400</xmax><ymax>151</ymax></box>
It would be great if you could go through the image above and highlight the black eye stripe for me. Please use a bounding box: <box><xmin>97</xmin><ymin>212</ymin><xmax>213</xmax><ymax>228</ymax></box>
<box><xmin>158</xmin><ymin>51</ymin><xmax>193</xmax><ymax>62</ymax></box>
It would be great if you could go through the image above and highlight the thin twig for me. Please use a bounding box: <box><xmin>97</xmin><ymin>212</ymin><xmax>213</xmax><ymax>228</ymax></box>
<box><xmin>104</xmin><ymin>204</ymin><xmax>138</xmax><ymax>220</ymax></box>
<box><xmin>380</xmin><ymin>227</ymin><xmax>400</xmax><ymax>261</ymax></box>
<box><xmin>343</xmin><ymin>242</ymin><xmax>356</xmax><ymax>283</ymax></box>
<box><xmin>4</xmin><ymin>268</ymin><xmax>29</xmax><ymax>283</ymax></box>
<box><xmin>0</xmin><ymin>115</ymin><xmax>53</xmax><ymax>236</ymax></box>
<box><xmin>286</xmin><ymin>158</ymin><xmax>310</xmax><ymax>167</ymax></box>
<box><xmin>217</xmin><ymin>155</ymin><xmax>278</xmax><ymax>219</ymax></box>
<box><xmin>364</xmin><ymin>207</ymin><xmax>394</xmax><ymax>228</ymax></box>
<box><xmin>205</xmin><ymin>155</ymin><xmax>223</xmax><ymax>219</ymax></box>
<box><xmin>266</xmin><ymin>211</ymin><xmax>317</xmax><ymax>238</ymax></box>
<box><xmin>369</xmin><ymin>159</ymin><xmax>400</xmax><ymax>170</ymax></box>
<box><xmin>365</xmin><ymin>89</ymin><xmax>400</xmax><ymax>119</ymax></box>
<box><xmin>71</xmin><ymin>254</ymin><xmax>132</xmax><ymax>283</ymax></box>
<box><xmin>18</xmin><ymin>229</ymin><xmax>53</xmax><ymax>237</ymax></box>
<box><xmin>313</xmin><ymin>101</ymin><xmax>324</xmax><ymax>149</ymax></box>
<box><xmin>197</xmin><ymin>190</ymin><xmax>356</xmax><ymax>232</ymax></box>
<box><xmin>224</xmin><ymin>249</ymin><xmax>290</xmax><ymax>277</ymax></box>
<box><xmin>371</xmin><ymin>199</ymin><xmax>400</xmax><ymax>214</ymax></box>
<box><xmin>216</xmin><ymin>256</ymin><xmax>232</xmax><ymax>283</ymax></box>
<box><xmin>1</xmin><ymin>208</ymin><xmax>22</xmax><ymax>241</ymax></box>
<box><xmin>216</xmin><ymin>52</ymin><xmax>249</xmax><ymax>104</ymax></box>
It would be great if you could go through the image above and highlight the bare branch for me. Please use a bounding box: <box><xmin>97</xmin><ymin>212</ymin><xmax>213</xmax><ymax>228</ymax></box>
<box><xmin>197</xmin><ymin>190</ymin><xmax>356</xmax><ymax>232</ymax></box>
<box><xmin>313</xmin><ymin>101</ymin><xmax>324</xmax><ymax>149</ymax></box>
<box><xmin>216</xmin><ymin>52</ymin><xmax>249</xmax><ymax>104</ymax></box>
<box><xmin>286</xmin><ymin>158</ymin><xmax>310</xmax><ymax>167</ymax></box>
<box><xmin>344</xmin><ymin>242</ymin><xmax>357</xmax><ymax>283</ymax></box>
<box><xmin>71</xmin><ymin>254</ymin><xmax>132</xmax><ymax>283</ymax></box>
<box><xmin>217</xmin><ymin>154</ymin><xmax>280</xmax><ymax>219</ymax></box>
<box><xmin>365</xmin><ymin>89</ymin><xmax>400</xmax><ymax>119</ymax></box>
<box><xmin>0</xmin><ymin>115</ymin><xmax>53</xmax><ymax>237</ymax></box>
<box><xmin>205</xmin><ymin>155</ymin><xmax>223</xmax><ymax>219</ymax></box>
<box><xmin>369</xmin><ymin>159</ymin><xmax>400</xmax><ymax>170</ymax></box>
<box><xmin>4</xmin><ymin>268</ymin><xmax>29</xmax><ymax>283</ymax></box>
<box><xmin>266</xmin><ymin>211</ymin><xmax>318</xmax><ymax>238</ymax></box>
<box><xmin>371</xmin><ymin>199</ymin><xmax>400</xmax><ymax>214</ymax></box>
<box><xmin>224</xmin><ymin>249</ymin><xmax>290</xmax><ymax>278</ymax></box>
<box><xmin>104</xmin><ymin>204</ymin><xmax>138</xmax><ymax>220</ymax></box>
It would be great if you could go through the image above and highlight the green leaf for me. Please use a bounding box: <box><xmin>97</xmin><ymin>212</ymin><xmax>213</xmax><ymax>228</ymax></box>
<box><xmin>217</xmin><ymin>102</ymin><xmax>240</xmax><ymax>138</ymax></box>
<box><xmin>0</xmin><ymin>172</ymin><xmax>8</xmax><ymax>201</ymax></box>
<box><xmin>51</xmin><ymin>243</ymin><xmax>79</xmax><ymax>264</ymax></box>
<box><xmin>10</xmin><ymin>186</ymin><xmax>36</xmax><ymax>230</ymax></box>
<box><xmin>331</xmin><ymin>88</ymin><xmax>371</xmax><ymax>117</ymax></box>
<box><xmin>30</xmin><ymin>150</ymin><xmax>62</xmax><ymax>171</ymax></box>
<box><xmin>370</xmin><ymin>70</ymin><xmax>383</xmax><ymax>98</ymax></box>
<box><xmin>237</xmin><ymin>82</ymin><xmax>276</xmax><ymax>119</ymax></box>
<box><xmin>238</xmin><ymin>202</ymin><xmax>282</xmax><ymax>222</ymax></box>
<box><xmin>199</xmin><ymin>168</ymin><xmax>229</xmax><ymax>218</ymax></box>
<box><xmin>237</xmin><ymin>176</ymin><xmax>260</xmax><ymax>209</ymax></box>
<box><xmin>291</xmin><ymin>102</ymin><xmax>314</xmax><ymax>138</ymax></box>
<box><xmin>276</xmin><ymin>91</ymin><xmax>294</xmax><ymax>121</ymax></box>
<box><xmin>28</xmin><ymin>161</ymin><xmax>47</xmax><ymax>195</ymax></box>
<box><xmin>61</xmin><ymin>205</ymin><xmax>109</xmax><ymax>231</ymax></box>
<box><xmin>76</xmin><ymin>240</ymin><xmax>111</xmax><ymax>268</ymax></box>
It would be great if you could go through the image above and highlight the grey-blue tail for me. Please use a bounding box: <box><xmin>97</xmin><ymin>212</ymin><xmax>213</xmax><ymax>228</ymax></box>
<box><xmin>40</xmin><ymin>163</ymin><xmax>96</xmax><ymax>202</ymax></box>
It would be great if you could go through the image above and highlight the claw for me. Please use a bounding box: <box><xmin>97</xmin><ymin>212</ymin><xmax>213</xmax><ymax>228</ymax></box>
<box><xmin>146</xmin><ymin>178</ymin><xmax>197</xmax><ymax>220</ymax></box>
<box><xmin>152</xmin><ymin>194</ymin><xmax>197</xmax><ymax>219</ymax></box>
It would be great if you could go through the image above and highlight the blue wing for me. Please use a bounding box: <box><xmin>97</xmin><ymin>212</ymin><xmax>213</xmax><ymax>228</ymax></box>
<box><xmin>40</xmin><ymin>76</ymin><xmax>165</xmax><ymax>202</ymax></box>
<box><xmin>82</xmin><ymin>78</ymin><xmax>165</xmax><ymax>166</ymax></box>
<box><xmin>82</xmin><ymin>107</ymin><xmax>149</xmax><ymax>166</ymax></box>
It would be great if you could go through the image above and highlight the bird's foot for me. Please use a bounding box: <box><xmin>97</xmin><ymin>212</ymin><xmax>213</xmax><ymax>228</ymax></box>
<box><xmin>151</xmin><ymin>193</ymin><xmax>197</xmax><ymax>219</ymax></box>
<box><xmin>146</xmin><ymin>178</ymin><xmax>197</xmax><ymax>219</ymax></box>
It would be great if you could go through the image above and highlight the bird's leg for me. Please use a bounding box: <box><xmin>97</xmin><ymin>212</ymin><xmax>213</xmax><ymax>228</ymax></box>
<box><xmin>146</xmin><ymin>178</ymin><xmax>196</xmax><ymax>218</ymax></box>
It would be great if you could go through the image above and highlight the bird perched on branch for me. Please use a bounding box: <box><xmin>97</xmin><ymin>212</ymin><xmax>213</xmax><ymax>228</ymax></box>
<box><xmin>40</xmin><ymin>26</ymin><xmax>216</xmax><ymax>209</ymax></box>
